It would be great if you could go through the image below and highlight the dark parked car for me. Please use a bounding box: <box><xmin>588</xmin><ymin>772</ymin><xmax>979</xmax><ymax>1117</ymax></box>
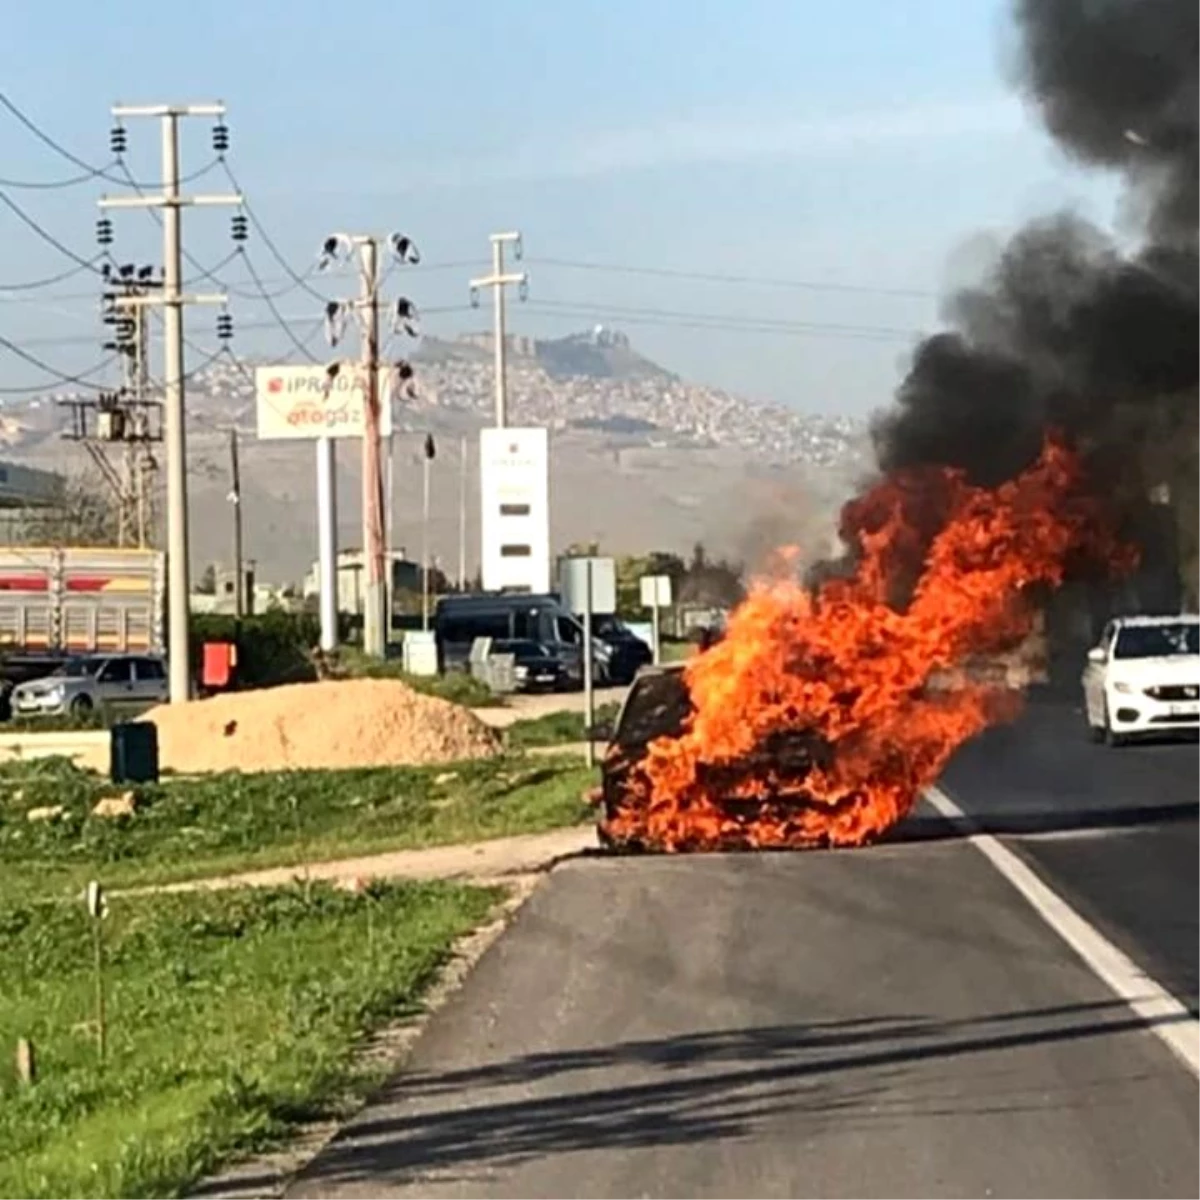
<box><xmin>491</xmin><ymin>639</ymin><xmax>569</xmax><ymax>692</ymax></box>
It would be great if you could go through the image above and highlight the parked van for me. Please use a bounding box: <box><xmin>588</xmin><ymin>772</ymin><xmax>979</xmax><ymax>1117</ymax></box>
<box><xmin>433</xmin><ymin>593</ymin><xmax>650</xmax><ymax>686</ymax></box>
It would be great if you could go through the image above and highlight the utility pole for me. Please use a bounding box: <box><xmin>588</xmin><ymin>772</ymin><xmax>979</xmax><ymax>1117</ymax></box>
<box><xmin>422</xmin><ymin>433</ymin><xmax>435</xmax><ymax>629</ymax></box>
<box><xmin>63</xmin><ymin>263</ymin><xmax>164</xmax><ymax>549</ymax></box>
<box><xmin>469</xmin><ymin>232</ymin><xmax>528</xmax><ymax>428</ymax></box>
<box><xmin>315</xmin><ymin>438</ymin><xmax>337</xmax><ymax>653</ymax></box>
<box><xmin>228</xmin><ymin>427</ymin><xmax>244</xmax><ymax>618</ymax></box>
<box><xmin>318</xmin><ymin>232</ymin><xmax>420</xmax><ymax>659</ymax></box>
<box><xmin>385</xmin><ymin>431</ymin><xmax>395</xmax><ymax>623</ymax></box>
<box><xmin>99</xmin><ymin>104</ymin><xmax>242</xmax><ymax>704</ymax></box>
<box><xmin>458</xmin><ymin>434</ymin><xmax>467</xmax><ymax>590</ymax></box>
<box><xmin>360</xmin><ymin>236</ymin><xmax>386</xmax><ymax>656</ymax></box>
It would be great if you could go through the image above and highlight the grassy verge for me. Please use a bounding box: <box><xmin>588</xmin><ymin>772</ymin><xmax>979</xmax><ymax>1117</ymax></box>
<box><xmin>2</xmin><ymin>706</ymin><xmax>147</xmax><ymax>734</ymax></box>
<box><xmin>335</xmin><ymin>648</ymin><xmax>497</xmax><ymax>707</ymax></box>
<box><xmin>0</xmin><ymin>878</ymin><xmax>498</xmax><ymax>1199</ymax></box>
<box><xmin>505</xmin><ymin>702</ymin><xmax>621</xmax><ymax>749</ymax></box>
<box><xmin>0</xmin><ymin>755</ymin><xmax>594</xmax><ymax>899</ymax></box>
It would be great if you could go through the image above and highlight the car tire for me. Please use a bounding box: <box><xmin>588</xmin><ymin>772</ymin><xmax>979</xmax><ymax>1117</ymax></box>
<box><xmin>69</xmin><ymin>694</ymin><xmax>94</xmax><ymax>715</ymax></box>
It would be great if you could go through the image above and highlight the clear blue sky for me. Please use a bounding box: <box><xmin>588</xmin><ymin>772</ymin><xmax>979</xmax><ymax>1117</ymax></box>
<box><xmin>1</xmin><ymin>0</ymin><xmax>1120</xmax><ymax>416</ymax></box>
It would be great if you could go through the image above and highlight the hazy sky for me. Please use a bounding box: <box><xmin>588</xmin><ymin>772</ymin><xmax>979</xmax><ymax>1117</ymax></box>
<box><xmin>1</xmin><ymin>0</ymin><xmax>1122</xmax><ymax>417</ymax></box>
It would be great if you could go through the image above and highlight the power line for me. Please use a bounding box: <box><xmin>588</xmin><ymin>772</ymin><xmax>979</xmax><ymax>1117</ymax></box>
<box><xmin>527</xmin><ymin>256</ymin><xmax>936</xmax><ymax>300</ymax></box>
<box><xmin>0</xmin><ymin>333</ymin><xmax>114</xmax><ymax>393</ymax></box>
<box><xmin>239</xmin><ymin>249</ymin><xmax>322</xmax><ymax>362</ymax></box>
<box><xmin>0</xmin><ymin>161</ymin><xmax>121</xmax><ymax>190</ymax></box>
<box><xmin>0</xmin><ymin>256</ymin><xmax>108</xmax><ymax>293</ymax></box>
<box><xmin>111</xmin><ymin>156</ymin><xmax>244</xmax><ymax>291</ymax></box>
<box><xmin>524</xmin><ymin>298</ymin><xmax>921</xmax><ymax>341</ymax></box>
<box><xmin>182</xmin><ymin>246</ymin><xmax>244</xmax><ymax>289</ymax></box>
<box><xmin>0</xmin><ymin>90</ymin><xmax>220</xmax><ymax>190</ymax></box>
<box><xmin>218</xmin><ymin>158</ymin><xmax>330</xmax><ymax>304</ymax></box>
<box><xmin>0</xmin><ymin>189</ymin><xmax>107</xmax><ymax>276</ymax></box>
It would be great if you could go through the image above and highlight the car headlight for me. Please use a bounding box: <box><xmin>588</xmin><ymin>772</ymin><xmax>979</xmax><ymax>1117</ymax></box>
<box><xmin>515</xmin><ymin>665</ymin><xmax>529</xmax><ymax>678</ymax></box>
<box><xmin>1111</xmin><ymin>681</ymin><xmax>1134</xmax><ymax>694</ymax></box>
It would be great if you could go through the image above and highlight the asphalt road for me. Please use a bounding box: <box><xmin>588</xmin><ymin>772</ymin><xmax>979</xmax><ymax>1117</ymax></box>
<box><xmin>288</xmin><ymin>700</ymin><xmax>1199</xmax><ymax>1200</ymax></box>
<box><xmin>935</xmin><ymin>695</ymin><xmax>1198</xmax><ymax>1012</ymax></box>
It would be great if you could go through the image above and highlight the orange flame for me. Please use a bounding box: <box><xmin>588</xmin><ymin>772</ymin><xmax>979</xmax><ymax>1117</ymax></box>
<box><xmin>602</xmin><ymin>436</ymin><xmax>1135</xmax><ymax>852</ymax></box>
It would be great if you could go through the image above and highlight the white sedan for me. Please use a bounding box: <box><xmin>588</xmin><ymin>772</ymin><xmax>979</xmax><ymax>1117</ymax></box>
<box><xmin>1082</xmin><ymin>615</ymin><xmax>1200</xmax><ymax>746</ymax></box>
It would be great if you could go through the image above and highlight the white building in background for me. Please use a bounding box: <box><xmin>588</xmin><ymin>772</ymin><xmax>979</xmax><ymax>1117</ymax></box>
<box><xmin>302</xmin><ymin>549</ymin><xmax>421</xmax><ymax>615</ymax></box>
<box><xmin>479</xmin><ymin>427</ymin><xmax>550</xmax><ymax>594</ymax></box>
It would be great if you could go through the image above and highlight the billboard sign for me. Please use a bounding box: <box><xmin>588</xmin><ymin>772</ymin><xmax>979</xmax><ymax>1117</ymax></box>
<box><xmin>479</xmin><ymin>427</ymin><xmax>550</xmax><ymax>594</ymax></box>
<box><xmin>254</xmin><ymin>365</ymin><xmax>394</xmax><ymax>440</ymax></box>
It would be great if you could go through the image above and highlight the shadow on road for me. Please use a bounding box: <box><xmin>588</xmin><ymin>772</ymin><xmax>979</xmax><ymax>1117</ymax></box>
<box><xmin>886</xmin><ymin>798</ymin><xmax>1199</xmax><ymax>846</ymax></box>
<box><xmin>282</xmin><ymin>999</ymin><xmax>1185</xmax><ymax>1195</ymax></box>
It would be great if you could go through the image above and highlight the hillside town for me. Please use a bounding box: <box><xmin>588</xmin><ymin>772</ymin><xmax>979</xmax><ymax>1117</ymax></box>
<box><xmin>178</xmin><ymin>329</ymin><xmax>869</xmax><ymax>468</ymax></box>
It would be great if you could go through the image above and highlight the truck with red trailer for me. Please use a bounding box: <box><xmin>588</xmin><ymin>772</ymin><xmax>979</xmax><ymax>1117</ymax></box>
<box><xmin>0</xmin><ymin>545</ymin><xmax>166</xmax><ymax>712</ymax></box>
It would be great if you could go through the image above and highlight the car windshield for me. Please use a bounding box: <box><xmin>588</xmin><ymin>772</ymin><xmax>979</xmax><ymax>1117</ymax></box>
<box><xmin>1113</xmin><ymin>623</ymin><xmax>1199</xmax><ymax>660</ymax></box>
<box><xmin>591</xmin><ymin>615</ymin><xmax>630</xmax><ymax>638</ymax></box>
<box><xmin>53</xmin><ymin>657</ymin><xmax>103</xmax><ymax>678</ymax></box>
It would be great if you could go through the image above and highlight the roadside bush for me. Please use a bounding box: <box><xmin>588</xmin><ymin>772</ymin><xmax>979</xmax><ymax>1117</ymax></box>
<box><xmin>189</xmin><ymin>611</ymin><xmax>320</xmax><ymax>689</ymax></box>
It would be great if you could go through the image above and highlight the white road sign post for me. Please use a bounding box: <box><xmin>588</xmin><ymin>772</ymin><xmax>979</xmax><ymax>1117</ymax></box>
<box><xmin>583</xmin><ymin>558</ymin><xmax>596</xmax><ymax>768</ymax></box>
<box><xmin>640</xmin><ymin>574</ymin><xmax>673</xmax><ymax>665</ymax></box>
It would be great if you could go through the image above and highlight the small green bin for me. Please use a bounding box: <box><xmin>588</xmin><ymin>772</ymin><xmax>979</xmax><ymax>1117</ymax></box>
<box><xmin>110</xmin><ymin>721</ymin><xmax>159</xmax><ymax>785</ymax></box>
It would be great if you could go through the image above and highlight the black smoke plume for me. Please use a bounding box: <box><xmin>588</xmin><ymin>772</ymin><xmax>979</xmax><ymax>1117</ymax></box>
<box><xmin>1015</xmin><ymin>0</ymin><xmax>1197</xmax><ymax>248</ymax></box>
<box><xmin>865</xmin><ymin>0</ymin><xmax>1199</xmax><ymax>617</ymax></box>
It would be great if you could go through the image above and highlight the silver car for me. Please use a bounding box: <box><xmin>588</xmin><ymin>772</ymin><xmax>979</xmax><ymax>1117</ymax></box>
<box><xmin>11</xmin><ymin>653</ymin><xmax>169</xmax><ymax>718</ymax></box>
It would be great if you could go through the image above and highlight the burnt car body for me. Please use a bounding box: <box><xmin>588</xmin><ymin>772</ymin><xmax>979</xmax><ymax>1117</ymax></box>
<box><xmin>589</xmin><ymin>663</ymin><xmax>833</xmax><ymax>851</ymax></box>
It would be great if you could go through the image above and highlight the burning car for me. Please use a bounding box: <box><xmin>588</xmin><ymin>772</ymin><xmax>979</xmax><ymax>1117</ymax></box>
<box><xmin>587</xmin><ymin>662</ymin><xmax>835</xmax><ymax>853</ymax></box>
<box><xmin>584</xmin><ymin>439</ymin><xmax>1130</xmax><ymax>856</ymax></box>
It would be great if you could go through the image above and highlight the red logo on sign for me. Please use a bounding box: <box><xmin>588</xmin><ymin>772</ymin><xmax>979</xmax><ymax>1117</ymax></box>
<box><xmin>267</xmin><ymin>377</ymin><xmax>284</xmax><ymax>393</ymax></box>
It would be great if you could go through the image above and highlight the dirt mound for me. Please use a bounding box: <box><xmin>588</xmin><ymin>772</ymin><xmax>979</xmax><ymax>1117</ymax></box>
<box><xmin>144</xmin><ymin>678</ymin><xmax>502</xmax><ymax>774</ymax></box>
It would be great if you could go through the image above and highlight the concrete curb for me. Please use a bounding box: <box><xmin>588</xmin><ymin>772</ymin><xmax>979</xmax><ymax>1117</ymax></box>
<box><xmin>0</xmin><ymin>729</ymin><xmax>108</xmax><ymax>764</ymax></box>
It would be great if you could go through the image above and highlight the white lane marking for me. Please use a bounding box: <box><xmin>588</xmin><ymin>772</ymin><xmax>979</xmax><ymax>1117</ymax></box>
<box><xmin>925</xmin><ymin>784</ymin><xmax>1200</xmax><ymax>1077</ymax></box>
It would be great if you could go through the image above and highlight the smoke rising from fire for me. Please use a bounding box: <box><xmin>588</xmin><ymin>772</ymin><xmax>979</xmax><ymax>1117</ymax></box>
<box><xmin>603</xmin><ymin>1</ymin><xmax>1191</xmax><ymax>854</ymax></box>
<box><xmin>1014</xmin><ymin>0</ymin><xmax>1197</xmax><ymax>248</ymax></box>
<box><xmin>873</xmin><ymin>0</ymin><xmax>1198</xmax><ymax>605</ymax></box>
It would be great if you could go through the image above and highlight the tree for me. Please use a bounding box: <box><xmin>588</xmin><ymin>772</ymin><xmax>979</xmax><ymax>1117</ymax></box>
<box><xmin>13</xmin><ymin>469</ymin><xmax>120</xmax><ymax>547</ymax></box>
<box><xmin>196</xmin><ymin>564</ymin><xmax>218</xmax><ymax>594</ymax></box>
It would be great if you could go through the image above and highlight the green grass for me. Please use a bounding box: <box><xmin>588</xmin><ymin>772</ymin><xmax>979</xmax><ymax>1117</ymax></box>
<box><xmin>335</xmin><ymin>648</ymin><xmax>498</xmax><ymax>707</ymax></box>
<box><xmin>0</xmin><ymin>755</ymin><xmax>594</xmax><ymax>900</ymax></box>
<box><xmin>659</xmin><ymin>640</ymin><xmax>693</xmax><ymax>663</ymax></box>
<box><xmin>2</xmin><ymin>706</ymin><xmax>150</xmax><ymax>734</ymax></box>
<box><xmin>0</xmin><ymin>878</ymin><xmax>498</xmax><ymax>1199</ymax></box>
<box><xmin>505</xmin><ymin>702</ymin><xmax>621</xmax><ymax>749</ymax></box>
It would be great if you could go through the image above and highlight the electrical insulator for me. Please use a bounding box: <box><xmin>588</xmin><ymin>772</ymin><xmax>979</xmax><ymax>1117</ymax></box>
<box><xmin>216</xmin><ymin>312</ymin><xmax>234</xmax><ymax>341</ymax></box>
<box><xmin>231</xmin><ymin>213</ymin><xmax>248</xmax><ymax>243</ymax></box>
<box><xmin>212</xmin><ymin>122</ymin><xmax>230</xmax><ymax>154</ymax></box>
<box><xmin>109</xmin><ymin>125</ymin><xmax>127</xmax><ymax>155</ymax></box>
<box><xmin>96</xmin><ymin>217</ymin><xmax>114</xmax><ymax>246</ymax></box>
<box><xmin>324</xmin><ymin>300</ymin><xmax>345</xmax><ymax>346</ymax></box>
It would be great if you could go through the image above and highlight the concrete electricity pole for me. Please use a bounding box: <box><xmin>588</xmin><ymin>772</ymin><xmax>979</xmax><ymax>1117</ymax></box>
<box><xmin>469</xmin><ymin>232</ymin><xmax>528</xmax><ymax>428</ymax></box>
<box><xmin>458</xmin><ymin>434</ymin><xmax>468</xmax><ymax>590</ymax></box>
<box><xmin>318</xmin><ymin>232</ymin><xmax>421</xmax><ymax>659</ymax></box>
<box><xmin>98</xmin><ymin>104</ymin><xmax>241</xmax><ymax>703</ymax></box>
<box><xmin>228</xmin><ymin>426</ymin><xmax>244</xmax><ymax>618</ymax></box>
